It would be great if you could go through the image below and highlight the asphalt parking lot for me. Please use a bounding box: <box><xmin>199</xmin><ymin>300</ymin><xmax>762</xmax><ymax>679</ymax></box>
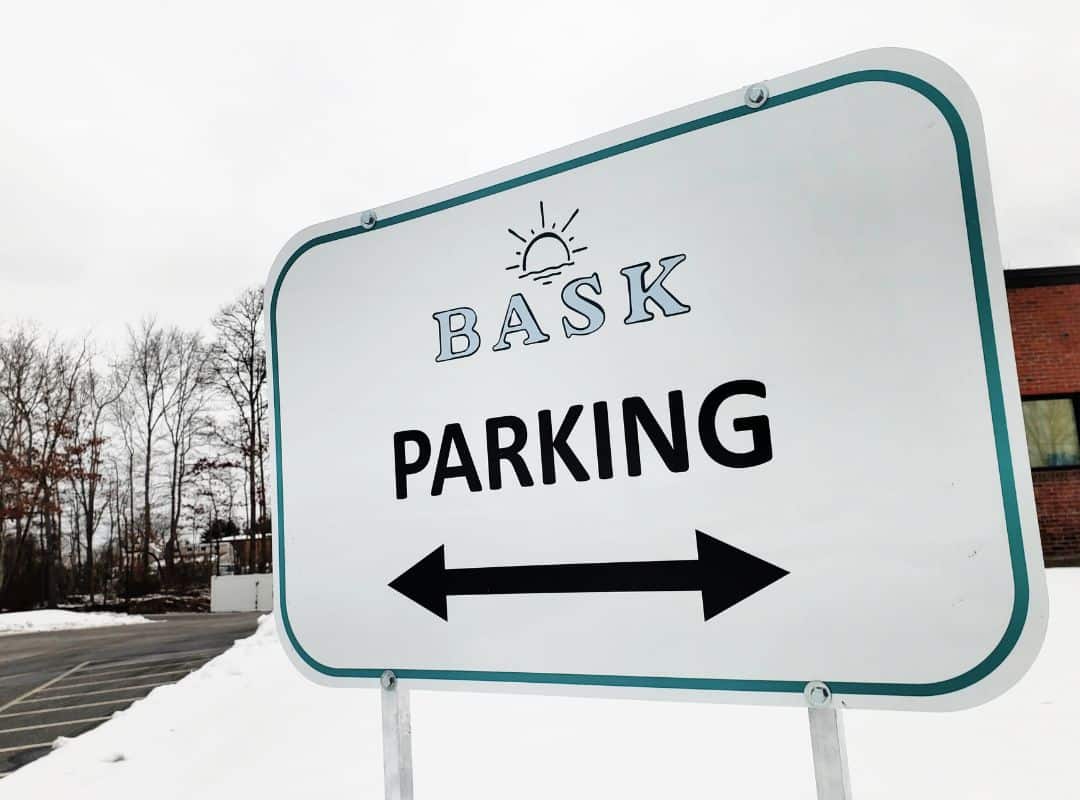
<box><xmin>0</xmin><ymin>612</ymin><xmax>260</xmax><ymax>778</ymax></box>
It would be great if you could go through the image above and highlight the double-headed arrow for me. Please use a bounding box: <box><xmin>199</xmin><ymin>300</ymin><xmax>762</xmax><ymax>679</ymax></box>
<box><xmin>389</xmin><ymin>530</ymin><xmax>788</xmax><ymax>621</ymax></box>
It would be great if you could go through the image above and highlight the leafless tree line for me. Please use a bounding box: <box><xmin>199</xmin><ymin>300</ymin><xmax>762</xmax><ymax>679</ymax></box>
<box><xmin>0</xmin><ymin>287</ymin><xmax>269</xmax><ymax>610</ymax></box>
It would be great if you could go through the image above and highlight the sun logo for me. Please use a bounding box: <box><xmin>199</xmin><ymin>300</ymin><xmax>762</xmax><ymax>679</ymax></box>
<box><xmin>505</xmin><ymin>202</ymin><xmax>588</xmax><ymax>286</ymax></box>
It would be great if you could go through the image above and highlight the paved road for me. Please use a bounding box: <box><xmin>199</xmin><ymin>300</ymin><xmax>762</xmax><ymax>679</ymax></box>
<box><xmin>0</xmin><ymin>612</ymin><xmax>261</xmax><ymax>777</ymax></box>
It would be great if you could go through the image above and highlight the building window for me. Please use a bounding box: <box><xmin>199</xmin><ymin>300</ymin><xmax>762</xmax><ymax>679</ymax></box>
<box><xmin>1022</xmin><ymin>397</ymin><xmax>1080</xmax><ymax>468</ymax></box>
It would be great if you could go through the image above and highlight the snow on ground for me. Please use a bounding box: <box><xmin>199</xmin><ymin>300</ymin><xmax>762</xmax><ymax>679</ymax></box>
<box><xmin>4</xmin><ymin>570</ymin><xmax>1079</xmax><ymax>799</ymax></box>
<box><xmin>0</xmin><ymin>610</ymin><xmax>152</xmax><ymax>636</ymax></box>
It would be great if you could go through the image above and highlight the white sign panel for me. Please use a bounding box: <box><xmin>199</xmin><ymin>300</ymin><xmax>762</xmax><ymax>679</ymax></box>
<box><xmin>267</xmin><ymin>49</ymin><xmax>1047</xmax><ymax>710</ymax></box>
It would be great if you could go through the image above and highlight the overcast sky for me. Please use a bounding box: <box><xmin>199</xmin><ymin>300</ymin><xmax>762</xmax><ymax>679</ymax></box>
<box><xmin>2</xmin><ymin>0</ymin><xmax>1077</xmax><ymax>348</ymax></box>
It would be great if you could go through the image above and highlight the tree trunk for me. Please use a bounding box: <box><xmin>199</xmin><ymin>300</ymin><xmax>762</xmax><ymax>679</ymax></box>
<box><xmin>165</xmin><ymin>442</ymin><xmax>179</xmax><ymax>585</ymax></box>
<box><xmin>44</xmin><ymin>498</ymin><xmax>59</xmax><ymax>609</ymax></box>
<box><xmin>248</xmin><ymin>397</ymin><xmax>257</xmax><ymax>574</ymax></box>
<box><xmin>127</xmin><ymin>450</ymin><xmax>135</xmax><ymax>597</ymax></box>
<box><xmin>256</xmin><ymin>407</ymin><xmax>267</xmax><ymax>526</ymax></box>
<box><xmin>85</xmin><ymin>503</ymin><xmax>95</xmax><ymax>605</ymax></box>
<box><xmin>142</xmin><ymin>425</ymin><xmax>151</xmax><ymax>579</ymax></box>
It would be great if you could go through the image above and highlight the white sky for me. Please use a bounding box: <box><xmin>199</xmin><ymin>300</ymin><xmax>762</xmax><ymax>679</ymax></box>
<box><xmin>2</xmin><ymin>0</ymin><xmax>1077</xmax><ymax>347</ymax></box>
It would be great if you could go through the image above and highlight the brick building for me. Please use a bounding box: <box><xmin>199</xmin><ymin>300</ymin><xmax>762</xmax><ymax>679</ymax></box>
<box><xmin>1005</xmin><ymin>265</ymin><xmax>1080</xmax><ymax>566</ymax></box>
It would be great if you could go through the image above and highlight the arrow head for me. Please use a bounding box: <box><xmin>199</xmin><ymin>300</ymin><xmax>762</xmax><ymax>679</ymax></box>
<box><xmin>695</xmin><ymin>530</ymin><xmax>788</xmax><ymax>621</ymax></box>
<box><xmin>389</xmin><ymin>545</ymin><xmax>449</xmax><ymax>620</ymax></box>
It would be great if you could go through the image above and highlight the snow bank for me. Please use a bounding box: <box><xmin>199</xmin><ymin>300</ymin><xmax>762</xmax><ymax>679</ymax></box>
<box><xmin>0</xmin><ymin>610</ymin><xmax>152</xmax><ymax>636</ymax></box>
<box><xmin>4</xmin><ymin>570</ymin><xmax>1079</xmax><ymax>799</ymax></box>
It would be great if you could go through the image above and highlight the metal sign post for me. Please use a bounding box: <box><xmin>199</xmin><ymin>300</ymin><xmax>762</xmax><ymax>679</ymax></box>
<box><xmin>806</xmin><ymin>682</ymin><xmax>853</xmax><ymax>800</ymax></box>
<box><xmin>380</xmin><ymin>671</ymin><xmax>414</xmax><ymax>800</ymax></box>
<box><xmin>376</xmin><ymin>680</ymin><xmax>856</xmax><ymax>799</ymax></box>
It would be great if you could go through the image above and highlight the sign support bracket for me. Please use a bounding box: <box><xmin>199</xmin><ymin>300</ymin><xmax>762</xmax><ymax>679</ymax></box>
<box><xmin>806</xmin><ymin>682</ymin><xmax>853</xmax><ymax>799</ymax></box>
<box><xmin>380</xmin><ymin>670</ymin><xmax>414</xmax><ymax>800</ymax></box>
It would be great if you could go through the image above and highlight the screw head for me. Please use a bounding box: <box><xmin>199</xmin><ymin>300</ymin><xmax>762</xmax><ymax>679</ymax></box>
<box><xmin>744</xmin><ymin>83</ymin><xmax>769</xmax><ymax>109</ymax></box>
<box><xmin>380</xmin><ymin>670</ymin><xmax>396</xmax><ymax>690</ymax></box>
<box><xmin>360</xmin><ymin>210</ymin><xmax>378</xmax><ymax>229</ymax></box>
<box><xmin>804</xmin><ymin>680</ymin><xmax>832</xmax><ymax>708</ymax></box>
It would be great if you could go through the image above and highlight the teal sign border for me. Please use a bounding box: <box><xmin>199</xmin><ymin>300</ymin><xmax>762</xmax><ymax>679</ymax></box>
<box><xmin>269</xmin><ymin>69</ymin><xmax>1029</xmax><ymax>698</ymax></box>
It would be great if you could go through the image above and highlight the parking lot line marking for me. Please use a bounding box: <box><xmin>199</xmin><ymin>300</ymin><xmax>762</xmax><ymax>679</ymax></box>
<box><xmin>0</xmin><ymin>697</ymin><xmax>135</xmax><ymax>719</ymax></box>
<box><xmin>46</xmin><ymin>667</ymin><xmax>193</xmax><ymax>692</ymax></box>
<box><xmin>0</xmin><ymin>742</ymin><xmax>53</xmax><ymax>755</ymax></box>
<box><xmin>71</xmin><ymin>659</ymin><xmax>205</xmax><ymax>681</ymax></box>
<box><xmin>0</xmin><ymin>670</ymin><xmax>43</xmax><ymax>684</ymax></box>
<box><xmin>79</xmin><ymin>648</ymin><xmax>221</xmax><ymax>672</ymax></box>
<box><xmin>0</xmin><ymin>715</ymin><xmax>112</xmax><ymax>735</ymax></box>
<box><xmin>0</xmin><ymin>662</ymin><xmax>90</xmax><ymax>714</ymax></box>
<box><xmin>16</xmin><ymin>681</ymin><xmax>172</xmax><ymax>704</ymax></box>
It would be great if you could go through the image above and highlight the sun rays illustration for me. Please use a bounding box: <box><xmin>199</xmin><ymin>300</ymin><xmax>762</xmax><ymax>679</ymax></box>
<box><xmin>505</xmin><ymin>202</ymin><xmax>587</xmax><ymax>285</ymax></box>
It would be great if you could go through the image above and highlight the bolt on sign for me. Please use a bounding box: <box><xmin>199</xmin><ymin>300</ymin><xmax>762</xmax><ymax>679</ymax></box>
<box><xmin>266</xmin><ymin>48</ymin><xmax>1047</xmax><ymax>710</ymax></box>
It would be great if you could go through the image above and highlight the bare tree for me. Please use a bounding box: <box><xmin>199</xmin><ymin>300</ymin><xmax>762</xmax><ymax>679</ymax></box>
<box><xmin>0</xmin><ymin>330</ymin><xmax>86</xmax><ymax>607</ymax></box>
<box><xmin>111</xmin><ymin>392</ymin><xmax>139</xmax><ymax>593</ymax></box>
<box><xmin>67</xmin><ymin>355</ymin><xmax>128</xmax><ymax>602</ymax></box>
<box><xmin>2</xmin><ymin>287</ymin><xmax>277</xmax><ymax>606</ymax></box>
<box><xmin>161</xmin><ymin>328</ymin><xmax>210</xmax><ymax>584</ymax></box>
<box><xmin>0</xmin><ymin>326</ymin><xmax>49</xmax><ymax>605</ymax></box>
<box><xmin>39</xmin><ymin>339</ymin><xmax>86</xmax><ymax>606</ymax></box>
<box><xmin>124</xmin><ymin>319</ymin><xmax>174</xmax><ymax>580</ymax></box>
<box><xmin>210</xmin><ymin>288</ymin><xmax>268</xmax><ymax>573</ymax></box>
<box><xmin>2</xmin><ymin>329</ymin><xmax>87</xmax><ymax>605</ymax></box>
